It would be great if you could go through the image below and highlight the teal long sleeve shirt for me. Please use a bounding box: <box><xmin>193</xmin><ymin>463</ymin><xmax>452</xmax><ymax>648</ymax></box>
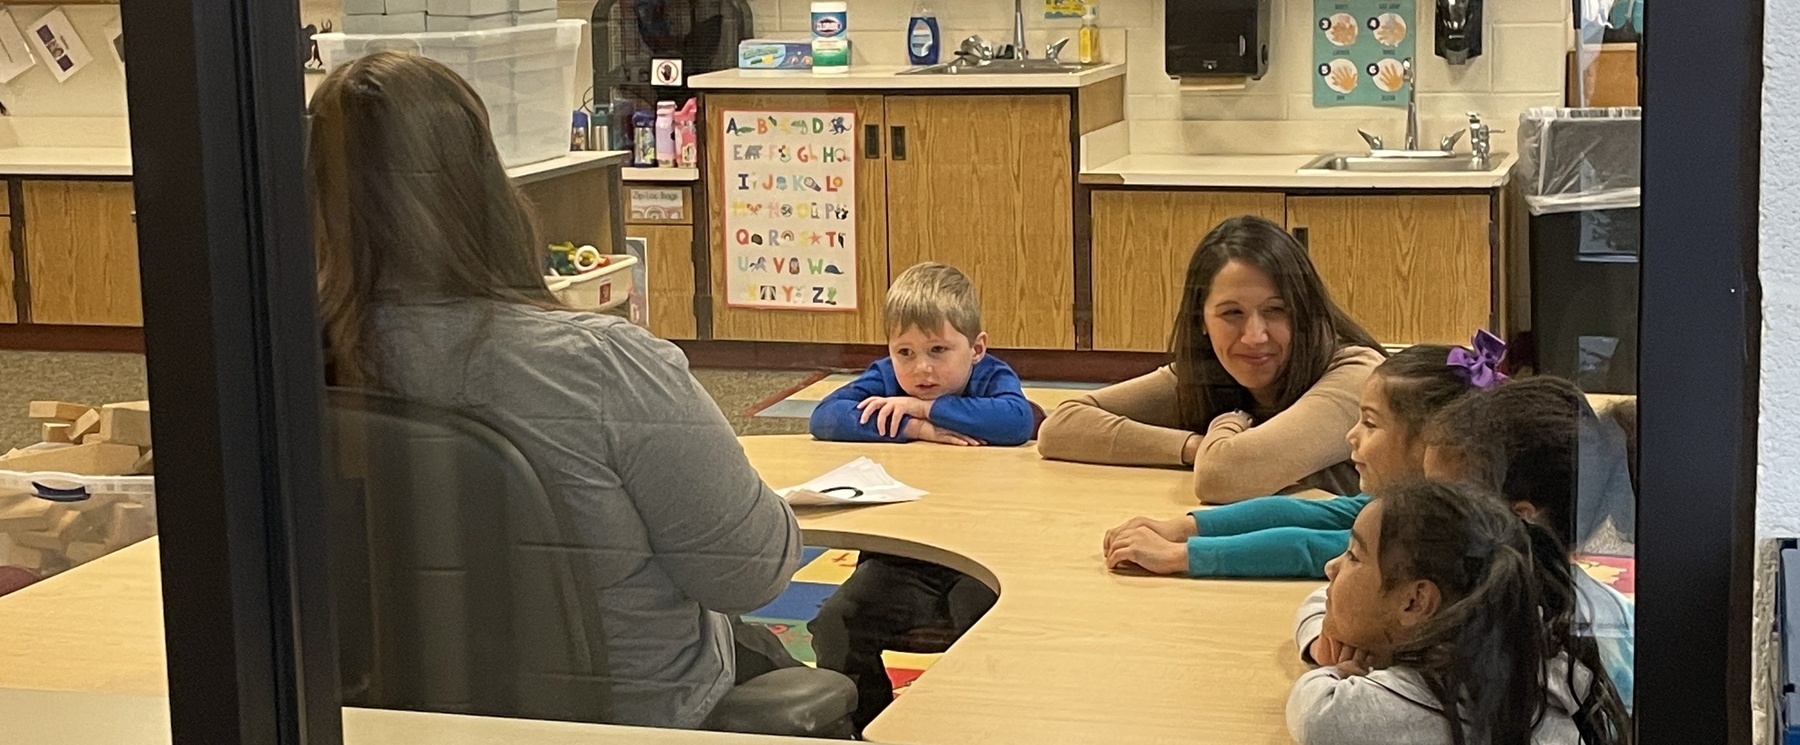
<box><xmin>1185</xmin><ymin>494</ymin><xmax>1372</xmax><ymax>578</ymax></box>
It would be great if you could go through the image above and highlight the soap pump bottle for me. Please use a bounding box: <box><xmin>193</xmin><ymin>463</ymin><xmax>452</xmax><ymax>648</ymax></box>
<box><xmin>907</xmin><ymin>2</ymin><xmax>940</xmax><ymax>66</ymax></box>
<box><xmin>1078</xmin><ymin>2</ymin><xmax>1101</xmax><ymax>64</ymax></box>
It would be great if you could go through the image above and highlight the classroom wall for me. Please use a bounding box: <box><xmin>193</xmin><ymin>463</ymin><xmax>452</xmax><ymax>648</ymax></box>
<box><xmin>1757</xmin><ymin>0</ymin><xmax>1800</xmax><ymax>737</ymax></box>
<box><xmin>742</xmin><ymin>0</ymin><xmax>1569</xmax><ymax>153</ymax></box>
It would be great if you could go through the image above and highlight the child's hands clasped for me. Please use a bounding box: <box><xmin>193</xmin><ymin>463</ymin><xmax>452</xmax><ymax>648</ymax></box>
<box><xmin>857</xmin><ymin>396</ymin><xmax>933</xmax><ymax>437</ymax></box>
<box><xmin>1104</xmin><ymin>515</ymin><xmax>1199</xmax><ymax>549</ymax></box>
<box><xmin>1103</xmin><ymin>526</ymin><xmax>1188</xmax><ymax>575</ymax></box>
<box><xmin>1309</xmin><ymin>634</ymin><xmax>1375</xmax><ymax>676</ymax></box>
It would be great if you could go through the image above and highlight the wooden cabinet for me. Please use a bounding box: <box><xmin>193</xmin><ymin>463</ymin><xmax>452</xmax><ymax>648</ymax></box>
<box><xmin>631</xmin><ymin>224</ymin><xmax>698</xmax><ymax>340</ymax></box>
<box><xmin>1090</xmin><ymin>191</ymin><xmax>1286</xmax><ymax>352</ymax></box>
<box><xmin>23</xmin><ymin>181</ymin><xmax>141</xmax><ymax>326</ymax></box>
<box><xmin>884</xmin><ymin>95</ymin><xmax>1075</xmax><ymax>349</ymax></box>
<box><xmin>705</xmin><ymin>93</ymin><xmax>890</xmax><ymax>345</ymax></box>
<box><xmin>1286</xmin><ymin>194</ymin><xmax>1492</xmax><ymax>345</ymax></box>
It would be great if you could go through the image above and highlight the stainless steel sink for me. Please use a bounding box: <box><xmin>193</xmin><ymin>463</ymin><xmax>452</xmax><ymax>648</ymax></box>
<box><xmin>1298</xmin><ymin>153</ymin><xmax>1508</xmax><ymax>173</ymax></box>
<box><xmin>900</xmin><ymin>59</ymin><xmax>1083</xmax><ymax>75</ymax></box>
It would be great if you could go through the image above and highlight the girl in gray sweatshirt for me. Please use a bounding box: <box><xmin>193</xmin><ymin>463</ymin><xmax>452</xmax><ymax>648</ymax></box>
<box><xmin>1285</xmin><ymin>480</ymin><xmax>1631</xmax><ymax>745</ymax></box>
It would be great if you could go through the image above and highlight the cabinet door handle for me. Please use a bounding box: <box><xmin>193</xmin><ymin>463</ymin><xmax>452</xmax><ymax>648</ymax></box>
<box><xmin>890</xmin><ymin>126</ymin><xmax>908</xmax><ymax>161</ymax></box>
<box><xmin>1292</xmin><ymin>226</ymin><xmax>1310</xmax><ymax>250</ymax></box>
<box><xmin>863</xmin><ymin>124</ymin><xmax>881</xmax><ymax>159</ymax></box>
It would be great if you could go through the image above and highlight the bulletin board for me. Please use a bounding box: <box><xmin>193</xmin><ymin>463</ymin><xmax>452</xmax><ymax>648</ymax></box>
<box><xmin>1312</xmin><ymin>0</ymin><xmax>1416</xmax><ymax>108</ymax></box>
<box><xmin>720</xmin><ymin>109</ymin><xmax>859</xmax><ymax>311</ymax></box>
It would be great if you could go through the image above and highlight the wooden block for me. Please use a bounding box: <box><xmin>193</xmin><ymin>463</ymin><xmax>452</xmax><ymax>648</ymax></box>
<box><xmin>12</xmin><ymin>529</ymin><xmax>63</xmax><ymax>551</ymax></box>
<box><xmin>6</xmin><ymin>544</ymin><xmax>43</xmax><ymax>570</ymax></box>
<box><xmin>98</xmin><ymin>404</ymin><xmax>152</xmax><ymax>448</ymax></box>
<box><xmin>28</xmin><ymin>401</ymin><xmax>92</xmax><ymax>422</ymax></box>
<box><xmin>0</xmin><ymin>442</ymin><xmax>142</xmax><ymax>476</ymax></box>
<box><xmin>0</xmin><ymin>498</ymin><xmax>55</xmax><ymax>531</ymax></box>
<box><xmin>65</xmin><ymin>542</ymin><xmax>105</xmax><ymax>565</ymax></box>
<box><xmin>79</xmin><ymin>433</ymin><xmax>104</xmax><ymax>445</ymax></box>
<box><xmin>40</xmin><ymin>422</ymin><xmax>72</xmax><ymax>444</ymax></box>
<box><xmin>132</xmin><ymin>449</ymin><xmax>153</xmax><ymax>476</ymax></box>
<box><xmin>69</xmin><ymin>409</ymin><xmax>102</xmax><ymax>440</ymax></box>
<box><xmin>105</xmin><ymin>501</ymin><xmax>155</xmax><ymax>549</ymax></box>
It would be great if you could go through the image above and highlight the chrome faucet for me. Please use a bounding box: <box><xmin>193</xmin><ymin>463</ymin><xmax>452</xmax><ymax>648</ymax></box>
<box><xmin>1012</xmin><ymin>0</ymin><xmax>1029</xmax><ymax>60</ymax></box>
<box><xmin>1467</xmin><ymin>111</ymin><xmax>1503</xmax><ymax>160</ymax></box>
<box><xmin>1403</xmin><ymin>58</ymin><xmax>1419</xmax><ymax>151</ymax></box>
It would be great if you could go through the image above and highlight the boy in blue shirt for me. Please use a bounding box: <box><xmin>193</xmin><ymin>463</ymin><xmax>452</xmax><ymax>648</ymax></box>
<box><xmin>808</xmin><ymin>262</ymin><xmax>1034</xmax><ymax>447</ymax></box>
<box><xmin>808</xmin><ymin>262</ymin><xmax>1033</xmax><ymax>732</ymax></box>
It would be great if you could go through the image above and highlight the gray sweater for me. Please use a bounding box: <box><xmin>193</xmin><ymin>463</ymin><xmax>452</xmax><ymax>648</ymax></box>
<box><xmin>370</xmin><ymin>300</ymin><xmax>802</xmax><ymax>729</ymax></box>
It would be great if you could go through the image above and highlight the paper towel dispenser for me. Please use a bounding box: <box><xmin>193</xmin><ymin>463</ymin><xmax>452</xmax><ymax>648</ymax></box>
<box><xmin>1166</xmin><ymin>0</ymin><xmax>1271</xmax><ymax>79</ymax></box>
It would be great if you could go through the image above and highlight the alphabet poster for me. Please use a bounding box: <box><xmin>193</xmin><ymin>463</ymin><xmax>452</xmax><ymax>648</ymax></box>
<box><xmin>1312</xmin><ymin>0</ymin><xmax>1415</xmax><ymax>108</ymax></box>
<box><xmin>721</xmin><ymin>109</ymin><xmax>858</xmax><ymax>311</ymax></box>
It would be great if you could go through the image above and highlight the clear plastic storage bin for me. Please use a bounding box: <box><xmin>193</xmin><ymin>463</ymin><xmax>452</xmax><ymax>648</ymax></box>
<box><xmin>0</xmin><ymin>470</ymin><xmax>157</xmax><ymax>585</ymax></box>
<box><xmin>314</xmin><ymin>20</ymin><xmax>585</xmax><ymax>168</ymax></box>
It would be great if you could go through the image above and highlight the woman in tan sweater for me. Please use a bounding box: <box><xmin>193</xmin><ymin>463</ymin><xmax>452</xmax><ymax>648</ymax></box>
<box><xmin>1038</xmin><ymin>216</ymin><xmax>1384</xmax><ymax>502</ymax></box>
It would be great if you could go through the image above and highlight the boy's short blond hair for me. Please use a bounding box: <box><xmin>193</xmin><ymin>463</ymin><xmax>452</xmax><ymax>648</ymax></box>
<box><xmin>885</xmin><ymin>262</ymin><xmax>982</xmax><ymax>340</ymax></box>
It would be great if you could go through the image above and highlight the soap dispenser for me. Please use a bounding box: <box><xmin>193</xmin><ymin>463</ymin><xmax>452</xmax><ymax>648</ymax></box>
<box><xmin>1435</xmin><ymin>0</ymin><xmax>1483</xmax><ymax>65</ymax></box>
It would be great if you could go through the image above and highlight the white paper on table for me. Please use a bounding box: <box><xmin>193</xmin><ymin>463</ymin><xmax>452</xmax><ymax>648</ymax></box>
<box><xmin>778</xmin><ymin>457</ymin><xmax>926</xmax><ymax>507</ymax></box>
<box><xmin>0</xmin><ymin>11</ymin><xmax>36</xmax><ymax>84</ymax></box>
<box><xmin>24</xmin><ymin>9</ymin><xmax>92</xmax><ymax>84</ymax></box>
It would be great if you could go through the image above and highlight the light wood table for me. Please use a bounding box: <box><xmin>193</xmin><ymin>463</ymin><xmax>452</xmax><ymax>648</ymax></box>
<box><xmin>0</xmin><ymin>436</ymin><xmax>1319</xmax><ymax>745</ymax></box>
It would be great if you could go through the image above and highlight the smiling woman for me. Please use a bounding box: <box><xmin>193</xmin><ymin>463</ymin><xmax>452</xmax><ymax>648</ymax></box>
<box><xmin>1037</xmin><ymin>216</ymin><xmax>1386</xmax><ymax>502</ymax></box>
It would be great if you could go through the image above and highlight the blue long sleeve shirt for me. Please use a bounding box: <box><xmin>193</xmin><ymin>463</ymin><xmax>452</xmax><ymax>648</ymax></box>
<box><xmin>808</xmin><ymin>355</ymin><xmax>1035</xmax><ymax>446</ymax></box>
<box><xmin>1184</xmin><ymin>494</ymin><xmax>1372</xmax><ymax>578</ymax></box>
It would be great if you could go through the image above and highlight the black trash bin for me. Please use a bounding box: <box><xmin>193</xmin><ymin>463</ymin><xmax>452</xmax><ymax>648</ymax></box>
<box><xmin>1517</xmin><ymin>107</ymin><xmax>1641</xmax><ymax>394</ymax></box>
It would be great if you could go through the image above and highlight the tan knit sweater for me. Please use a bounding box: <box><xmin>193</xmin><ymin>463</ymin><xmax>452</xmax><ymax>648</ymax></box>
<box><xmin>1037</xmin><ymin>346</ymin><xmax>1384</xmax><ymax>502</ymax></box>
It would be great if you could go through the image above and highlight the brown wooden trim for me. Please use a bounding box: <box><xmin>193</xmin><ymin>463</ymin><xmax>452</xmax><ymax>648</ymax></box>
<box><xmin>9</xmin><ymin>178</ymin><xmax>25</xmax><ymax>323</ymax></box>
<box><xmin>0</xmin><ymin>323</ymin><xmax>144</xmax><ymax>352</ymax></box>
<box><xmin>675</xmin><ymin>339</ymin><xmax>1164</xmax><ymax>382</ymax></box>
<box><xmin>693</xmin><ymin>95</ymin><xmax>715</xmax><ymax>340</ymax></box>
<box><xmin>1070</xmin><ymin>105</ymin><xmax>1095</xmax><ymax>351</ymax></box>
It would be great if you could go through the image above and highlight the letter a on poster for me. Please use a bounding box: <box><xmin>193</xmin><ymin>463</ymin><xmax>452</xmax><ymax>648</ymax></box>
<box><xmin>722</xmin><ymin>109</ymin><xmax>858</xmax><ymax>311</ymax></box>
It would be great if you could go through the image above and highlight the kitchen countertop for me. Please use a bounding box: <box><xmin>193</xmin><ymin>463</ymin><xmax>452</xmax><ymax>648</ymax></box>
<box><xmin>689</xmin><ymin>63</ymin><xmax>1125</xmax><ymax>91</ymax></box>
<box><xmin>1081</xmin><ymin>152</ymin><xmax>1519</xmax><ymax>190</ymax></box>
<box><xmin>0</xmin><ymin>147</ymin><xmax>133</xmax><ymax>177</ymax></box>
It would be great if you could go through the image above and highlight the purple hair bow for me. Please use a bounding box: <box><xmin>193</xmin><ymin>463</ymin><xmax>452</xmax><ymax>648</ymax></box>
<box><xmin>1448</xmin><ymin>329</ymin><xmax>1508</xmax><ymax>390</ymax></box>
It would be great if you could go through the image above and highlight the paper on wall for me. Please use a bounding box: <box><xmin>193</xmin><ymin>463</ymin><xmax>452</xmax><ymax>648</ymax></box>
<box><xmin>0</xmin><ymin>11</ymin><xmax>36</xmax><ymax>84</ymax></box>
<box><xmin>24</xmin><ymin>9</ymin><xmax>93</xmax><ymax>84</ymax></box>
<box><xmin>720</xmin><ymin>108</ymin><xmax>859</xmax><ymax>311</ymax></box>
<box><xmin>778</xmin><ymin>457</ymin><xmax>926</xmax><ymax>507</ymax></box>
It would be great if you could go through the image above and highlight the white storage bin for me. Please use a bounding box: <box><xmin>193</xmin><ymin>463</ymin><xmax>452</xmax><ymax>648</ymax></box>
<box><xmin>547</xmin><ymin>255</ymin><xmax>637</xmax><ymax>311</ymax></box>
<box><xmin>0</xmin><ymin>470</ymin><xmax>157</xmax><ymax>582</ymax></box>
<box><xmin>314</xmin><ymin>20</ymin><xmax>585</xmax><ymax>168</ymax></box>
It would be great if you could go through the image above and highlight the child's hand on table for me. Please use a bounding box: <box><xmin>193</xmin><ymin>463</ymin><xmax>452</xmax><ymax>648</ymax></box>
<box><xmin>858</xmin><ymin>396</ymin><xmax>933</xmax><ymax>437</ymax></box>
<box><xmin>1103</xmin><ymin>526</ymin><xmax>1187</xmax><ymax>575</ymax></box>
<box><xmin>902</xmin><ymin>418</ymin><xmax>982</xmax><ymax>447</ymax></box>
<box><xmin>1103</xmin><ymin>515</ymin><xmax>1199</xmax><ymax>553</ymax></box>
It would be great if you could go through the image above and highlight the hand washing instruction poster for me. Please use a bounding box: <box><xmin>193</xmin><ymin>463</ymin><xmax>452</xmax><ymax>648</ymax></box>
<box><xmin>1313</xmin><ymin>0</ymin><xmax>1415</xmax><ymax>107</ymax></box>
<box><xmin>722</xmin><ymin>109</ymin><xmax>859</xmax><ymax>311</ymax></box>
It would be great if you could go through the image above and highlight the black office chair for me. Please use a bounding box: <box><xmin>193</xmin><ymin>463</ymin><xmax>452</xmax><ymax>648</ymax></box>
<box><xmin>323</xmin><ymin>387</ymin><xmax>857</xmax><ymax>737</ymax></box>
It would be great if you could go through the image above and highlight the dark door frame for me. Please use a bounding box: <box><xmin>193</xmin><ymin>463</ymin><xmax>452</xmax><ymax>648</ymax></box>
<box><xmin>121</xmin><ymin>0</ymin><xmax>1761</xmax><ymax>742</ymax></box>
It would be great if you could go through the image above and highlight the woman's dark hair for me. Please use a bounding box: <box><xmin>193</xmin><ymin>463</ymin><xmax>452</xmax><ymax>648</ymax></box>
<box><xmin>312</xmin><ymin>52</ymin><xmax>563</xmax><ymax>387</ymax></box>
<box><xmin>1169</xmin><ymin>215</ymin><xmax>1383</xmax><ymax>429</ymax></box>
<box><xmin>1379</xmin><ymin>480</ymin><xmax>1631</xmax><ymax>745</ymax></box>
<box><xmin>1372</xmin><ymin>344</ymin><xmax>1482</xmax><ymax>437</ymax></box>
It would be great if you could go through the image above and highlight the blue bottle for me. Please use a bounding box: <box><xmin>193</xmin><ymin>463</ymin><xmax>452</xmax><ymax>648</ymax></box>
<box><xmin>907</xmin><ymin>2</ymin><xmax>940</xmax><ymax>66</ymax></box>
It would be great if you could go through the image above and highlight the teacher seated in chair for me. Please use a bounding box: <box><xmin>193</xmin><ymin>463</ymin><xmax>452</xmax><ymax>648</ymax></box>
<box><xmin>1037</xmin><ymin>216</ymin><xmax>1385</xmax><ymax>502</ymax></box>
<box><xmin>311</xmin><ymin>52</ymin><xmax>803</xmax><ymax>728</ymax></box>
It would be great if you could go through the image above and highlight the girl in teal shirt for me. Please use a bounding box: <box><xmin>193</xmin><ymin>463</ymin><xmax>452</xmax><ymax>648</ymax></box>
<box><xmin>1101</xmin><ymin>334</ymin><xmax>1504</xmax><ymax>578</ymax></box>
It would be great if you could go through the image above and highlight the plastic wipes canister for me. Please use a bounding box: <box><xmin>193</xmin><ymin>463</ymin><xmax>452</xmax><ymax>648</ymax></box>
<box><xmin>811</xmin><ymin>2</ymin><xmax>849</xmax><ymax>75</ymax></box>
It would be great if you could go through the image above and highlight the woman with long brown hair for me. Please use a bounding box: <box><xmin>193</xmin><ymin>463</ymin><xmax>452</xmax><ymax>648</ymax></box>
<box><xmin>1038</xmin><ymin>216</ymin><xmax>1385</xmax><ymax>502</ymax></box>
<box><xmin>311</xmin><ymin>52</ymin><xmax>802</xmax><ymax>728</ymax></box>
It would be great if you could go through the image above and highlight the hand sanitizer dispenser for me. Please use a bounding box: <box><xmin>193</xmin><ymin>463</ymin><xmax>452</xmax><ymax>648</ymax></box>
<box><xmin>1435</xmin><ymin>0</ymin><xmax>1483</xmax><ymax>65</ymax></box>
<box><xmin>1165</xmin><ymin>0</ymin><xmax>1270</xmax><ymax>79</ymax></box>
